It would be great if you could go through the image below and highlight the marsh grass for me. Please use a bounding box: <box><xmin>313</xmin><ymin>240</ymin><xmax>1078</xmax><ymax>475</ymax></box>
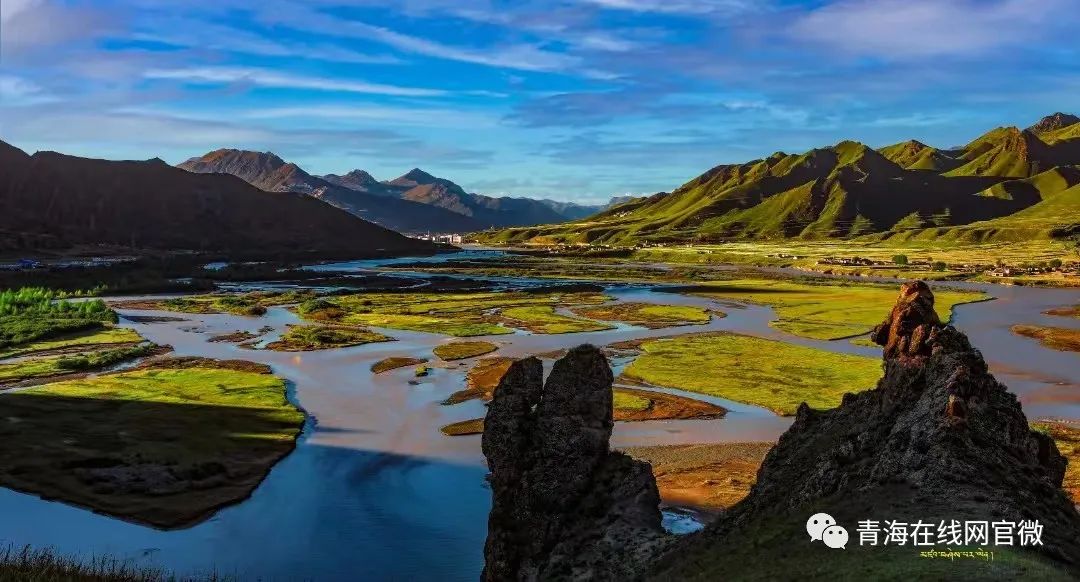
<box><xmin>1044</xmin><ymin>305</ymin><xmax>1080</xmax><ymax>319</ymax></box>
<box><xmin>300</xmin><ymin>290</ymin><xmax>610</xmax><ymax>337</ymax></box>
<box><xmin>499</xmin><ymin>305</ymin><xmax>614</xmax><ymax>334</ymax></box>
<box><xmin>572</xmin><ymin>302</ymin><xmax>714</xmax><ymax>329</ymax></box>
<box><xmin>433</xmin><ymin>341</ymin><xmax>499</xmax><ymax>361</ymax></box>
<box><xmin>370</xmin><ymin>356</ymin><xmax>427</xmax><ymax>374</ymax></box>
<box><xmin>0</xmin><ymin>327</ymin><xmax>143</xmax><ymax>359</ymax></box>
<box><xmin>0</xmin><ymin>344</ymin><xmax>158</xmax><ymax>384</ymax></box>
<box><xmin>265</xmin><ymin>325</ymin><xmax>392</xmax><ymax>352</ymax></box>
<box><xmin>0</xmin><ymin>544</ymin><xmax>170</xmax><ymax>581</ymax></box>
<box><xmin>1011</xmin><ymin>325</ymin><xmax>1080</xmax><ymax>352</ymax></box>
<box><xmin>685</xmin><ymin>279</ymin><xmax>986</xmax><ymax>340</ymax></box>
<box><xmin>0</xmin><ymin>363</ymin><xmax>304</xmax><ymax>528</ymax></box>
<box><xmin>621</xmin><ymin>332</ymin><xmax>883</xmax><ymax>415</ymax></box>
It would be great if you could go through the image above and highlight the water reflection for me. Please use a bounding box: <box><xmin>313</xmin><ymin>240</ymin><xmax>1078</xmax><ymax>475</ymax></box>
<box><xmin>1</xmin><ymin>252</ymin><xmax>1076</xmax><ymax>580</ymax></box>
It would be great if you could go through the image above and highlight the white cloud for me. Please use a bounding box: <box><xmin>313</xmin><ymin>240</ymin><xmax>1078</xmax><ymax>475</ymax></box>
<box><xmin>143</xmin><ymin>67</ymin><xmax>448</xmax><ymax>97</ymax></box>
<box><xmin>1</xmin><ymin>0</ymin><xmax>38</xmax><ymax>23</ymax></box>
<box><xmin>790</xmin><ymin>0</ymin><xmax>1066</xmax><ymax>59</ymax></box>
<box><xmin>0</xmin><ymin>0</ymin><xmax>112</xmax><ymax>54</ymax></box>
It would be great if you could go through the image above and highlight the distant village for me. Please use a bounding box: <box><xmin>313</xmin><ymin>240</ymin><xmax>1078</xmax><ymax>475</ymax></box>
<box><xmin>814</xmin><ymin>255</ymin><xmax>1080</xmax><ymax>278</ymax></box>
<box><xmin>411</xmin><ymin>233</ymin><xmax>464</xmax><ymax>244</ymax></box>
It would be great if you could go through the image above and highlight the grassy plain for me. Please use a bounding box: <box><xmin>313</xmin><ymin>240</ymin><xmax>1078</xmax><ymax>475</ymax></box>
<box><xmin>117</xmin><ymin>290</ymin><xmax>317</xmax><ymax>317</ymax></box>
<box><xmin>0</xmin><ymin>360</ymin><xmax>304</xmax><ymax>528</ymax></box>
<box><xmin>433</xmin><ymin>341</ymin><xmax>499</xmax><ymax>361</ymax></box>
<box><xmin>371</xmin><ymin>356</ymin><xmax>428</xmax><ymax>374</ymax></box>
<box><xmin>683</xmin><ymin>279</ymin><xmax>986</xmax><ymax>340</ymax></box>
<box><xmin>571</xmin><ymin>302</ymin><xmax>713</xmax><ymax>329</ymax></box>
<box><xmin>0</xmin><ymin>327</ymin><xmax>142</xmax><ymax>359</ymax></box>
<box><xmin>265</xmin><ymin>325</ymin><xmax>392</xmax><ymax>352</ymax></box>
<box><xmin>621</xmin><ymin>332</ymin><xmax>883</xmax><ymax>415</ymax></box>
<box><xmin>299</xmin><ymin>290</ymin><xmax>611</xmax><ymax>337</ymax></box>
<box><xmin>499</xmin><ymin>305</ymin><xmax>614</xmax><ymax>333</ymax></box>
<box><xmin>0</xmin><ymin>344</ymin><xmax>156</xmax><ymax>384</ymax></box>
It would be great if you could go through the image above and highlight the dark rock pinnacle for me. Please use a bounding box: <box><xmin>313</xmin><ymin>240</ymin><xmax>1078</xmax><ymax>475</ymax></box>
<box><xmin>481</xmin><ymin>345</ymin><xmax>671</xmax><ymax>581</ymax></box>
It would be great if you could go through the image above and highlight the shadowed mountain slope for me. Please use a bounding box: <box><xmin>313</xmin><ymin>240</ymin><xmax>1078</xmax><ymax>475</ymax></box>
<box><xmin>179</xmin><ymin>150</ymin><xmax>481</xmax><ymax>233</ymax></box>
<box><xmin>180</xmin><ymin>150</ymin><xmax>598</xmax><ymax>231</ymax></box>
<box><xmin>0</xmin><ymin>141</ymin><xmax>437</xmax><ymax>258</ymax></box>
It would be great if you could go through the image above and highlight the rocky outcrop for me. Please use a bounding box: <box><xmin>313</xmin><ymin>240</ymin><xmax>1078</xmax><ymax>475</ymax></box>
<box><xmin>655</xmin><ymin>281</ymin><xmax>1080</xmax><ymax>578</ymax></box>
<box><xmin>480</xmin><ymin>282</ymin><xmax>1080</xmax><ymax>579</ymax></box>
<box><xmin>481</xmin><ymin>345</ymin><xmax>671</xmax><ymax>581</ymax></box>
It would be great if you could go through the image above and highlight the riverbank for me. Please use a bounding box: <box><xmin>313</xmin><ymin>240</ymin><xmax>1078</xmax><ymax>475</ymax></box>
<box><xmin>0</xmin><ymin>250</ymin><xmax>1077</xmax><ymax>579</ymax></box>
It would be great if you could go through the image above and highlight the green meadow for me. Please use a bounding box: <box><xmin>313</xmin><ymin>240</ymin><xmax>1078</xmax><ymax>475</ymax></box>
<box><xmin>621</xmin><ymin>332</ymin><xmax>883</xmax><ymax>415</ymax></box>
<box><xmin>684</xmin><ymin>279</ymin><xmax>986</xmax><ymax>340</ymax></box>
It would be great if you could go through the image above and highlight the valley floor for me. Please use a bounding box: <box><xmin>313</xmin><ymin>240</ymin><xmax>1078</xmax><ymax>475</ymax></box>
<box><xmin>0</xmin><ymin>247</ymin><xmax>1077</xmax><ymax>579</ymax></box>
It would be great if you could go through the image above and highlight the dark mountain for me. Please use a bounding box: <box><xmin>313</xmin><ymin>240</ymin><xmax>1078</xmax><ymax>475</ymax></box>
<box><xmin>322</xmin><ymin>167</ymin><xmax>599</xmax><ymax>227</ymax></box>
<box><xmin>180</xmin><ymin>151</ymin><xmax>593</xmax><ymax>231</ymax></box>
<box><xmin>605</xmin><ymin>195</ymin><xmax>646</xmax><ymax>208</ymax></box>
<box><xmin>179</xmin><ymin>151</ymin><xmax>481</xmax><ymax>233</ymax></box>
<box><xmin>479</xmin><ymin>114</ymin><xmax>1080</xmax><ymax>245</ymax></box>
<box><xmin>535</xmin><ymin>199</ymin><xmax>605</xmax><ymax>220</ymax></box>
<box><xmin>322</xmin><ymin>169</ymin><xmax>384</xmax><ymax>193</ymax></box>
<box><xmin>1028</xmin><ymin>112</ymin><xmax>1080</xmax><ymax>135</ymax></box>
<box><xmin>0</xmin><ymin>141</ymin><xmax>437</xmax><ymax>258</ymax></box>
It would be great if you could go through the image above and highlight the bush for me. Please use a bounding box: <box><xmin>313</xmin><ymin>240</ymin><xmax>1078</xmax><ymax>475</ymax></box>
<box><xmin>1049</xmin><ymin>259</ymin><xmax>1063</xmax><ymax>269</ymax></box>
<box><xmin>931</xmin><ymin>261</ymin><xmax>947</xmax><ymax>272</ymax></box>
<box><xmin>892</xmin><ymin>254</ymin><xmax>909</xmax><ymax>266</ymax></box>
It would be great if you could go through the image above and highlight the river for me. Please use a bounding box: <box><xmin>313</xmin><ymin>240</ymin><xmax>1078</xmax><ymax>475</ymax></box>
<box><xmin>0</xmin><ymin>251</ymin><xmax>1075</xmax><ymax>580</ymax></box>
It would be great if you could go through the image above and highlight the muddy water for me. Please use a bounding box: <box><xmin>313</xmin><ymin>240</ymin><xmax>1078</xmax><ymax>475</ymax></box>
<box><xmin>0</xmin><ymin>252</ymin><xmax>1075</xmax><ymax>580</ymax></box>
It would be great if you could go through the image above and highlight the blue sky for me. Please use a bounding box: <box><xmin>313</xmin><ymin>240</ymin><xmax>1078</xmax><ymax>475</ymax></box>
<box><xmin>1</xmin><ymin>0</ymin><xmax>1078</xmax><ymax>203</ymax></box>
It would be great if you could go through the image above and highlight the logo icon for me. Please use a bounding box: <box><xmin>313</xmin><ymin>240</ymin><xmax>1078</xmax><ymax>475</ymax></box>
<box><xmin>807</xmin><ymin>512</ymin><xmax>848</xmax><ymax>549</ymax></box>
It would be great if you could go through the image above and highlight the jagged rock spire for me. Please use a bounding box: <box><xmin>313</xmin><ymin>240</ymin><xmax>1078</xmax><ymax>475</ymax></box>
<box><xmin>481</xmin><ymin>345</ymin><xmax>670</xmax><ymax>581</ymax></box>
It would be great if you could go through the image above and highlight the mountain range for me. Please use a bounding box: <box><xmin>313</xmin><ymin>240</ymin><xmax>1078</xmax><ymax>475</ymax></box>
<box><xmin>479</xmin><ymin>113</ymin><xmax>1080</xmax><ymax>245</ymax></box>
<box><xmin>0</xmin><ymin>140</ymin><xmax>436</xmax><ymax>258</ymax></box>
<box><xmin>179</xmin><ymin>151</ymin><xmax>603</xmax><ymax>233</ymax></box>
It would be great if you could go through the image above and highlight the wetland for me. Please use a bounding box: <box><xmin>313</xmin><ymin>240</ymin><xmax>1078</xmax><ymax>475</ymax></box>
<box><xmin>1</xmin><ymin>249</ymin><xmax>1077</xmax><ymax>580</ymax></box>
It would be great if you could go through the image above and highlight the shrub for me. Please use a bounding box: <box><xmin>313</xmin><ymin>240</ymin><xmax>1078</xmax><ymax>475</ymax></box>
<box><xmin>931</xmin><ymin>261</ymin><xmax>947</xmax><ymax>272</ymax></box>
<box><xmin>892</xmin><ymin>254</ymin><xmax>909</xmax><ymax>266</ymax></box>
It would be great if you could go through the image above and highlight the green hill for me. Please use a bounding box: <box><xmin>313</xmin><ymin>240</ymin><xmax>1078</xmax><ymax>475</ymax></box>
<box><xmin>896</xmin><ymin>182</ymin><xmax>1080</xmax><ymax>243</ymax></box>
<box><xmin>477</xmin><ymin>114</ymin><xmax>1080</xmax><ymax>246</ymax></box>
<box><xmin>878</xmin><ymin>140</ymin><xmax>962</xmax><ymax>171</ymax></box>
<box><xmin>944</xmin><ymin>127</ymin><xmax>1055</xmax><ymax>178</ymax></box>
<box><xmin>979</xmin><ymin>166</ymin><xmax>1080</xmax><ymax>201</ymax></box>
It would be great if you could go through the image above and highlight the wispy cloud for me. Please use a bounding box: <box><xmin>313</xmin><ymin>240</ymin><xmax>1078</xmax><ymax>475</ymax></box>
<box><xmin>143</xmin><ymin>67</ymin><xmax>449</xmax><ymax>97</ymax></box>
<box><xmin>131</xmin><ymin>21</ymin><xmax>404</xmax><ymax>65</ymax></box>
<box><xmin>258</xmin><ymin>5</ymin><xmax>584</xmax><ymax>73</ymax></box>
<box><xmin>578</xmin><ymin>0</ymin><xmax>761</xmax><ymax>15</ymax></box>
<box><xmin>789</xmin><ymin>0</ymin><xmax>1068</xmax><ymax>59</ymax></box>
<box><xmin>0</xmin><ymin>76</ymin><xmax>48</xmax><ymax>104</ymax></box>
<box><xmin>0</xmin><ymin>0</ymin><xmax>115</xmax><ymax>55</ymax></box>
<box><xmin>0</xmin><ymin>106</ymin><xmax>494</xmax><ymax>169</ymax></box>
<box><xmin>243</xmin><ymin>104</ymin><xmax>497</xmax><ymax>127</ymax></box>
